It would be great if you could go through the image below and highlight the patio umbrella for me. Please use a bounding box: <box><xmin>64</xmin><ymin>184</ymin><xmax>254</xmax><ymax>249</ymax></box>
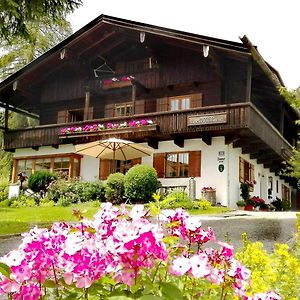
<box><xmin>75</xmin><ymin>137</ymin><xmax>153</xmax><ymax>172</ymax></box>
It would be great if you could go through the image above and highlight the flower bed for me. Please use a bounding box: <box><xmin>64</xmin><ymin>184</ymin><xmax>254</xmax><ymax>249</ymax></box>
<box><xmin>0</xmin><ymin>204</ymin><xmax>280</xmax><ymax>299</ymax></box>
<box><xmin>60</xmin><ymin>119</ymin><xmax>154</xmax><ymax>135</ymax></box>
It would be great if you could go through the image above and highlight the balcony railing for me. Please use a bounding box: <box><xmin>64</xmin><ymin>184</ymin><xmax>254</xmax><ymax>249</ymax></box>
<box><xmin>3</xmin><ymin>103</ymin><xmax>292</xmax><ymax>161</ymax></box>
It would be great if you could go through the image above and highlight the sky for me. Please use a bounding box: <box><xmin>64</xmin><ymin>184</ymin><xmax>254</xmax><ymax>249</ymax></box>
<box><xmin>68</xmin><ymin>0</ymin><xmax>300</xmax><ymax>89</ymax></box>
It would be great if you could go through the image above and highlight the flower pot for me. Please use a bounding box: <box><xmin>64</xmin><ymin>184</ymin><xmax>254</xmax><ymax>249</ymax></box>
<box><xmin>237</xmin><ymin>206</ymin><xmax>245</xmax><ymax>210</ymax></box>
<box><xmin>244</xmin><ymin>204</ymin><xmax>254</xmax><ymax>211</ymax></box>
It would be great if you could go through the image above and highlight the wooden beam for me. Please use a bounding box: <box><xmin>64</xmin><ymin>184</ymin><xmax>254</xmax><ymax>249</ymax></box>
<box><xmin>84</xmin><ymin>88</ymin><xmax>90</xmax><ymax>120</ymax></box>
<box><xmin>225</xmin><ymin>135</ymin><xmax>240</xmax><ymax>145</ymax></box>
<box><xmin>202</xmin><ymin>136</ymin><xmax>212</xmax><ymax>145</ymax></box>
<box><xmin>132</xmin><ymin>83</ymin><xmax>136</xmax><ymax>115</ymax></box>
<box><xmin>240</xmin><ymin>35</ymin><xmax>282</xmax><ymax>90</ymax></box>
<box><xmin>0</xmin><ymin>101</ymin><xmax>39</xmax><ymax>120</ymax></box>
<box><xmin>173</xmin><ymin>136</ymin><xmax>184</xmax><ymax>148</ymax></box>
<box><xmin>147</xmin><ymin>138</ymin><xmax>158</xmax><ymax>149</ymax></box>
<box><xmin>78</xmin><ymin>31</ymin><xmax>116</xmax><ymax>56</ymax></box>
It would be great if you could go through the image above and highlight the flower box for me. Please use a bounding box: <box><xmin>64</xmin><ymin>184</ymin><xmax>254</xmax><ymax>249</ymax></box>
<box><xmin>59</xmin><ymin>124</ymin><xmax>158</xmax><ymax>139</ymax></box>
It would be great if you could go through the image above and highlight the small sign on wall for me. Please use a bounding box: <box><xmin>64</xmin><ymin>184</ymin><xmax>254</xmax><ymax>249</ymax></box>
<box><xmin>218</xmin><ymin>151</ymin><xmax>225</xmax><ymax>172</ymax></box>
<box><xmin>218</xmin><ymin>164</ymin><xmax>225</xmax><ymax>172</ymax></box>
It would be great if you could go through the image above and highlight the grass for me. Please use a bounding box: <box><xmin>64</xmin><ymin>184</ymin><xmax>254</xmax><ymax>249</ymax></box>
<box><xmin>190</xmin><ymin>206</ymin><xmax>232</xmax><ymax>215</ymax></box>
<box><xmin>0</xmin><ymin>203</ymin><xmax>99</xmax><ymax>236</ymax></box>
<box><xmin>0</xmin><ymin>203</ymin><xmax>232</xmax><ymax>236</ymax></box>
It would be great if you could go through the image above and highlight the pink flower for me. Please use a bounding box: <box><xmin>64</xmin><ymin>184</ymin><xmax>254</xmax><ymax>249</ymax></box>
<box><xmin>169</xmin><ymin>256</ymin><xmax>191</xmax><ymax>276</ymax></box>
<box><xmin>189</xmin><ymin>253</ymin><xmax>211</xmax><ymax>278</ymax></box>
<box><xmin>11</xmin><ymin>262</ymin><xmax>32</xmax><ymax>282</ymax></box>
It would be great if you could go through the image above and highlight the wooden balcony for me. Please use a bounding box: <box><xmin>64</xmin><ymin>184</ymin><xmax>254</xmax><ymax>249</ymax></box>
<box><xmin>4</xmin><ymin>103</ymin><xmax>292</xmax><ymax>171</ymax></box>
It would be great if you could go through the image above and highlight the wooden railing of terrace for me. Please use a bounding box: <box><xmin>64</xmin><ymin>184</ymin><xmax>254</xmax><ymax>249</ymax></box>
<box><xmin>3</xmin><ymin>103</ymin><xmax>292</xmax><ymax>163</ymax></box>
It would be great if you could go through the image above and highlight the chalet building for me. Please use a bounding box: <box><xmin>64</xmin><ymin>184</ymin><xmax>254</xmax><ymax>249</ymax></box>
<box><xmin>0</xmin><ymin>15</ymin><xmax>298</xmax><ymax>208</ymax></box>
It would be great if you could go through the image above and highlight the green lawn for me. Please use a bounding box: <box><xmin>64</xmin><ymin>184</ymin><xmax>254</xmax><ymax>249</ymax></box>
<box><xmin>0</xmin><ymin>204</ymin><xmax>231</xmax><ymax>236</ymax></box>
<box><xmin>0</xmin><ymin>204</ymin><xmax>99</xmax><ymax>236</ymax></box>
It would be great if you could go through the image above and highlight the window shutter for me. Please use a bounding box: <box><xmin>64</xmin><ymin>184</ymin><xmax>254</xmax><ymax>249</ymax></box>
<box><xmin>57</xmin><ymin>110</ymin><xmax>68</xmax><ymax>124</ymax></box>
<box><xmin>191</xmin><ymin>93</ymin><xmax>203</xmax><ymax>108</ymax></box>
<box><xmin>105</xmin><ymin>104</ymin><xmax>115</xmax><ymax>118</ymax></box>
<box><xmin>239</xmin><ymin>157</ymin><xmax>245</xmax><ymax>182</ymax></box>
<box><xmin>131</xmin><ymin>158</ymin><xmax>141</xmax><ymax>166</ymax></box>
<box><xmin>99</xmin><ymin>159</ymin><xmax>111</xmax><ymax>180</ymax></box>
<box><xmin>153</xmin><ymin>153</ymin><xmax>165</xmax><ymax>178</ymax></box>
<box><xmin>189</xmin><ymin>151</ymin><xmax>201</xmax><ymax>177</ymax></box>
<box><xmin>135</xmin><ymin>100</ymin><xmax>145</xmax><ymax>114</ymax></box>
<box><xmin>87</xmin><ymin>107</ymin><xmax>94</xmax><ymax>120</ymax></box>
<box><xmin>250</xmin><ymin>163</ymin><xmax>254</xmax><ymax>182</ymax></box>
<box><xmin>156</xmin><ymin>97</ymin><xmax>168</xmax><ymax>112</ymax></box>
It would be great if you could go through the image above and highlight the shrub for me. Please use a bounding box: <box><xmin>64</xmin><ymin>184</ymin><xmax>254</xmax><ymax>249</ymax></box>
<box><xmin>155</xmin><ymin>191</ymin><xmax>200</xmax><ymax>210</ymax></box>
<box><xmin>47</xmin><ymin>179</ymin><xmax>105</xmax><ymax>205</ymax></box>
<box><xmin>124</xmin><ymin>164</ymin><xmax>158</xmax><ymax>203</ymax></box>
<box><xmin>28</xmin><ymin>170</ymin><xmax>57</xmax><ymax>194</ymax></box>
<box><xmin>0</xmin><ymin>182</ymin><xmax>8</xmax><ymax>202</ymax></box>
<box><xmin>198</xmin><ymin>197</ymin><xmax>212</xmax><ymax>210</ymax></box>
<box><xmin>105</xmin><ymin>172</ymin><xmax>125</xmax><ymax>204</ymax></box>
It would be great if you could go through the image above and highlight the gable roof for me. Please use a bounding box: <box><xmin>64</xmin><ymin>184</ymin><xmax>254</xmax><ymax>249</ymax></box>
<box><xmin>0</xmin><ymin>14</ymin><xmax>284</xmax><ymax>95</ymax></box>
<box><xmin>0</xmin><ymin>15</ymin><xmax>248</xmax><ymax>89</ymax></box>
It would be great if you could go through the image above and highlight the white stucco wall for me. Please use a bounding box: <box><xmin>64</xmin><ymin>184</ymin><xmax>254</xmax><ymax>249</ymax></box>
<box><xmin>14</xmin><ymin>139</ymin><xmax>294</xmax><ymax>207</ymax></box>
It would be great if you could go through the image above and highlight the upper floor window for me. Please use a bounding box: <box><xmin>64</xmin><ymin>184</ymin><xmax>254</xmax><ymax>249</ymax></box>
<box><xmin>115</xmin><ymin>103</ymin><xmax>133</xmax><ymax>117</ymax></box>
<box><xmin>68</xmin><ymin>109</ymin><xmax>84</xmax><ymax>122</ymax></box>
<box><xmin>157</xmin><ymin>93</ymin><xmax>202</xmax><ymax>112</ymax></box>
<box><xmin>169</xmin><ymin>96</ymin><xmax>191</xmax><ymax>111</ymax></box>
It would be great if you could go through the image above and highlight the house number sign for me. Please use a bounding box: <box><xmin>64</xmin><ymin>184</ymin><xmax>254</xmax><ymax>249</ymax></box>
<box><xmin>187</xmin><ymin>112</ymin><xmax>227</xmax><ymax>126</ymax></box>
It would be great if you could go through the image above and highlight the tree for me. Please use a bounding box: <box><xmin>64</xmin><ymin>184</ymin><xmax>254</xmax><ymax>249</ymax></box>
<box><xmin>280</xmin><ymin>87</ymin><xmax>300</xmax><ymax>184</ymax></box>
<box><xmin>0</xmin><ymin>0</ymin><xmax>81</xmax><ymax>41</ymax></box>
<box><xmin>0</xmin><ymin>17</ymin><xmax>72</xmax><ymax>81</ymax></box>
<box><xmin>0</xmin><ymin>17</ymin><xmax>73</xmax><ymax>182</ymax></box>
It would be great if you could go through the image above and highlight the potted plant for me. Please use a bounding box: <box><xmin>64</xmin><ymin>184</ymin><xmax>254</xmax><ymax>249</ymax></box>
<box><xmin>259</xmin><ymin>202</ymin><xmax>269</xmax><ymax>211</ymax></box>
<box><xmin>240</xmin><ymin>181</ymin><xmax>256</xmax><ymax>211</ymax></box>
<box><xmin>236</xmin><ymin>200</ymin><xmax>246</xmax><ymax>209</ymax></box>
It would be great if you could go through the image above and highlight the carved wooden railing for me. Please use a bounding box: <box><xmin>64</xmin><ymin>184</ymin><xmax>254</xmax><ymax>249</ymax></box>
<box><xmin>3</xmin><ymin>103</ymin><xmax>292</xmax><ymax>160</ymax></box>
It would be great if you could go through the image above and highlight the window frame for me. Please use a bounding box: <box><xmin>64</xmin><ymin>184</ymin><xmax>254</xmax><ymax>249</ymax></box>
<box><xmin>114</xmin><ymin>102</ymin><xmax>133</xmax><ymax>117</ymax></box>
<box><xmin>165</xmin><ymin>151</ymin><xmax>189</xmax><ymax>178</ymax></box>
<box><xmin>169</xmin><ymin>95</ymin><xmax>191</xmax><ymax>111</ymax></box>
<box><xmin>12</xmin><ymin>153</ymin><xmax>81</xmax><ymax>183</ymax></box>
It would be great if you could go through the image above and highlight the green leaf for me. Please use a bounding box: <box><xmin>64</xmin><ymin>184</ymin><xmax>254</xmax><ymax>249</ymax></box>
<box><xmin>43</xmin><ymin>279</ymin><xmax>59</xmax><ymax>288</ymax></box>
<box><xmin>139</xmin><ymin>296</ymin><xmax>164</xmax><ymax>300</ymax></box>
<box><xmin>162</xmin><ymin>236</ymin><xmax>179</xmax><ymax>245</ymax></box>
<box><xmin>108</xmin><ymin>297</ymin><xmax>133</xmax><ymax>300</ymax></box>
<box><xmin>0</xmin><ymin>262</ymin><xmax>11</xmax><ymax>278</ymax></box>
<box><xmin>160</xmin><ymin>282</ymin><xmax>183</xmax><ymax>300</ymax></box>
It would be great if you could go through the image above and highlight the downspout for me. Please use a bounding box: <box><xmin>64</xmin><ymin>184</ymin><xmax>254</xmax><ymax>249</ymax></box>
<box><xmin>227</xmin><ymin>144</ymin><xmax>230</xmax><ymax>207</ymax></box>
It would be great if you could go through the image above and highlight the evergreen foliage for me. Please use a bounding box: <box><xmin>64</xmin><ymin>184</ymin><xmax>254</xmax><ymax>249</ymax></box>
<box><xmin>0</xmin><ymin>0</ymin><xmax>81</xmax><ymax>40</ymax></box>
<box><xmin>124</xmin><ymin>164</ymin><xmax>158</xmax><ymax>203</ymax></box>
<box><xmin>105</xmin><ymin>172</ymin><xmax>125</xmax><ymax>204</ymax></box>
<box><xmin>28</xmin><ymin>170</ymin><xmax>57</xmax><ymax>193</ymax></box>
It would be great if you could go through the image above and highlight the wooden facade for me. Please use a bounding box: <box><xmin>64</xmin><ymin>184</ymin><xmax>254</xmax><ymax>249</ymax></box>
<box><xmin>0</xmin><ymin>15</ymin><xmax>298</xmax><ymax>183</ymax></box>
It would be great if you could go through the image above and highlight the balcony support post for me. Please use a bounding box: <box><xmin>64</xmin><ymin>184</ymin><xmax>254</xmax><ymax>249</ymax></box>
<box><xmin>84</xmin><ymin>87</ymin><xmax>90</xmax><ymax>120</ymax></box>
<box><xmin>132</xmin><ymin>82</ymin><xmax>136</xmax><ymax>115</ymax></box>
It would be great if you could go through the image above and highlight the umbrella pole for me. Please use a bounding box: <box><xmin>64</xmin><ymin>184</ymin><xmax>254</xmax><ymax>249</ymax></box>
<box><xmin>112</xmin><ymin>148</ymin><xmax>116</xmax><ymax>173</ymax></box>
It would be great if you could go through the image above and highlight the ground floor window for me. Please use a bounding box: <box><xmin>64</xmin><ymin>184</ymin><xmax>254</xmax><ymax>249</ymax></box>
<box><xmin>239</xmin><ymin>157</ymin><xmax>254</xmax><ymax>183</ymax></box>
<box><xmin>153</xmin><ymin>151</ymin><xmax>201</xmax><ymax>178</ymax></box>
<box><xmin>281</xmin><ymin>184</ymin><xmax>291</xmax><ymax>203</ymax></box>
<box><xmin>12</xmin><ymin>153</ymin><xmax>81</xmax><ymax>182</ymax></box>
<box><xmin>99</xmin><ymin>158</ymin><xmax>141</xmax><ymax>180</ymax></box>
